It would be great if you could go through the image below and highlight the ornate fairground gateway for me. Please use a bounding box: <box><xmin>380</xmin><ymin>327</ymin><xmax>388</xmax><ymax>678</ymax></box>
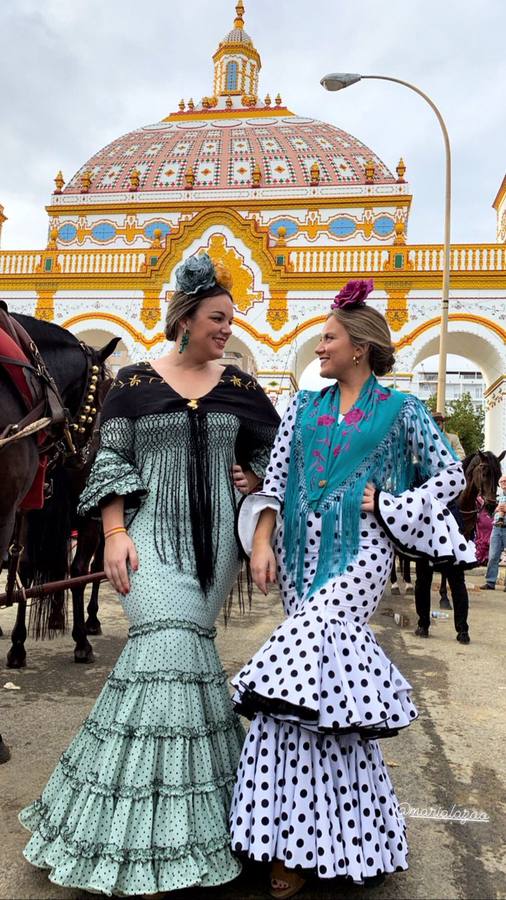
<box><xmin>0</xmin><ymin>3</ymin><xmax>505</xmax><ymax>448</ymax></box>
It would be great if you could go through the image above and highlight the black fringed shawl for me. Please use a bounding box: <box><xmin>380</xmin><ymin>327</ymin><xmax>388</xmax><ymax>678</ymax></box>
<box><xmin>101</xmin><ymin>362</ymin><xmax>280</xmax><ymax>593</ymax></box>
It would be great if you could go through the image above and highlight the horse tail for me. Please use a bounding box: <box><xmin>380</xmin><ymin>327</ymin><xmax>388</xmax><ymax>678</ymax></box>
<box><xmin>25</xmin><ymin>467</ymin><xmax>73</xmax><ymax>639</ymax></box>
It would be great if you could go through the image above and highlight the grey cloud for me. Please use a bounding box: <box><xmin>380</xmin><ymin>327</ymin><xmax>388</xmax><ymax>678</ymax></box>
<box><xmin>0</xmin><ymin>0</ymin><xmax>504</xmax><ymax>249</ymax></box>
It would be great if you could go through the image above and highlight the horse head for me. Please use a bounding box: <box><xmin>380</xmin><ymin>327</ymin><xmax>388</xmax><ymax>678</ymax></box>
<box><xmin>94</xmin><ymin>336</ymin><xmax>121</xmax><ymax>369</ymax></box>
<box><xmin>468</xmin><ymin>450</ymin><xmax>504</xmax><ymax>511</ymax></box>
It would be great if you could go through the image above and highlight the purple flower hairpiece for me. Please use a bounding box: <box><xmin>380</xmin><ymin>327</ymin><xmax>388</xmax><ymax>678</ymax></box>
<box><xmin>331</xmin><ymin>278</ymin><xmax>374</xmax><ymax>311</ymax></box>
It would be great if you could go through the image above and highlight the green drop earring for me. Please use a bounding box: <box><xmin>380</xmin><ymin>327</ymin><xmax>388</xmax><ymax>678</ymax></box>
<box><xmin>178</xmin><ymin>328</ymin><xmax>190</xmax><ymax>354</ymax></box>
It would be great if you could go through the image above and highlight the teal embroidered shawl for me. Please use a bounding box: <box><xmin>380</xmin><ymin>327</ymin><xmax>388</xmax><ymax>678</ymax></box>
<box><xmin>283</xmin><ymin>376</ymin><xmax>436</xmax><ymax>597</ymax></box>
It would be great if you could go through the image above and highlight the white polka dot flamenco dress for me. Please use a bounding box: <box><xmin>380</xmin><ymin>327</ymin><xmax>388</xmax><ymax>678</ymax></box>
<box><xmin>19</xmin><ymin>363</ymin><xmax>278</xmax><ymax>897</ymax></box>
<box><xmin>230</xmin><ymin>392</ymin><xmax>475</xmax><ymax>884</ymax></box>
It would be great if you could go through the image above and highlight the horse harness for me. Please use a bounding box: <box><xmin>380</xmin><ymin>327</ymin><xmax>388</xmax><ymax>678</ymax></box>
<box><xmin>0</xmin><ymin>307</ymin><xmax>105</xmax><ymax>609</ymax></box>
<box><xmin>0</xmin><ymin>305</ymin><xmax>101</xmax><ymax>468</ymax></box>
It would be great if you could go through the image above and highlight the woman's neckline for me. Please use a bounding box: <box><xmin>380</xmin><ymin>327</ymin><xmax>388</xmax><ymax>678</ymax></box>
<box><xmin>332</xmin><ymin>373</ymin><xmax>374</xmax><ymax>417</ymax></box>
<box><xmin>146</xmin><ymin>361</ymin><xmax>231</xmax><ymax>403</ymax></box>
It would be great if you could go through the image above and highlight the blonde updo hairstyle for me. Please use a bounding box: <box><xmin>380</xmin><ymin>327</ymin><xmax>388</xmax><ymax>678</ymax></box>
<box><xmin>329</xmin><ymin>305</ymin><xmax>396</xmax><ymax>377</ymax></box>
<box><xmin>164</xmin><ymin>258</ymin><xmax>233</xmax><ymax>342</ymax></box>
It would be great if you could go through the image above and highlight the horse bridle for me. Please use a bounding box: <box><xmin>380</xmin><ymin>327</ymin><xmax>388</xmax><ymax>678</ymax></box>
<box><xmin>0</xmin><ymin>322</ymin><xmax>103</xmax><ymax>471</ymax></box>
<box><xmin>64</xmin><ymin>341</ymin><xmax>103</xmax><ymax>467</ymax></box>
<box><xmin>460</xmin><ymin>460</ymin><xmax>497</xmax><ymax>532</ymax></box>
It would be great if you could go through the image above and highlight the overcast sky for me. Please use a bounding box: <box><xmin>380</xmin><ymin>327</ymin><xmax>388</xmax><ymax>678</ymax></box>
<box><xmin>0</xmin><ymin>0</ymin><xmax>504</xmax><ymax>250</ymax></box>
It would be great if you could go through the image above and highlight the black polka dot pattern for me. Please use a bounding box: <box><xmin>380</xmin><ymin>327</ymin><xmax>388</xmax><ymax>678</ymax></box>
<box><xmin>233</xmin><ymin>526</ymin><xmax>417</xmax><ymax>735</ymax></box>
<box><xmin>377</xmin><ymin>473</ymin><xmax>475</xmax><ymax>567</ymax></box>
<box><xmin>231</xmin><ymin>391</ymin><xmax>474</xmax><ymax>882</ymax></box>
<box><xmin>230</xmin><ymin>715</ymin><xmax>408</xmax><ymax>882</ymax></box>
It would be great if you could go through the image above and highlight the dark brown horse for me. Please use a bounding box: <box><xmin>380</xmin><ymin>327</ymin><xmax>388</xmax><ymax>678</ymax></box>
<box><xmin>21</xmin><ymin>378</ymin><xmax>112</xmax><ymax>663</ymax></box>
<box><xmin>459</xmin><ymin>450</ymin><xmax>505</xmax><ymax>538</ymax></box>
<box><xmin>437</xmin><ymin>450</ymin><xmax>505</xmax><ymax>603</ymax></box>
<box><xmin>1</xmin><ymin>314</ymin><xmax>119</xmax><ymax>668</ymax></box>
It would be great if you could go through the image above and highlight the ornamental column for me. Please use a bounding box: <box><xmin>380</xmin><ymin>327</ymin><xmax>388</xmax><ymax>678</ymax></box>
<box><xmin>484</xmin><ymin>376</ymin><xmax>506</xmax><ymax>455</ymax></box>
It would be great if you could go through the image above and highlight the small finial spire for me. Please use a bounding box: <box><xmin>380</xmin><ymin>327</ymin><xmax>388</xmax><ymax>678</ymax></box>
<box><xmin>129</xmin><ymin>168</ymin><xmax>140</xmax><ymax>192</ymax></box>
<box><xmin>54</xmin><ymin>170</ymin><xmax>65</xmax><ymax>194</ymax></box>
<box><xmin>396</xmin><ymin>157</ymin><xmax>406</xmax><ymax>182</ymax></box>
<box><xmin>310</xmin><ymin>161</ymin><xmax>321</xmax><ymax>186</ymax></box>
<box><xmin>151</xmin><ymin>227</ymin><xmax>163</xmax><ymax>249</ymax></box>
<box><xmin>252</xmin><ymin>163</ymin><xmax>261</xmax><ymax>187</ymax></box>
<box><xmin>393</xmin><ymin>220</ymin><xmax>406</xmax><ymax>245</ymax></box>
<box><xmin>185</xmin><ymin>166</ymin><xmax>195</xmax><ymax>190</ymax></box>
<box><xmin>364</xmin><ymin>159</ymin><xmax>375</xmax><ymax>184</ymax></box>
<box><xmin>234</xmin><ymin>1</ymin><xmax>245</xmax><ymax>28</ymax></box>
<box><xmin>81</xmin><ymin>170</ymin><xmax>92</xmax><ymax>193</ymax></box>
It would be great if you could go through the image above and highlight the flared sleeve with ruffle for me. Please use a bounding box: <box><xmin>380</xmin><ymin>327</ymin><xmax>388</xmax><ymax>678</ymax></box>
<box><xmin>374</xmin><ymin>396</ymin><xmax>476</xmax><ymax>566</ymax></box>
<box><xmin>236</xmin><ymin>394</ymin><xmax>298</xmax><ymax>556</ymax></box>
<box><xmin>78</xmin><ymin>416</ymin><xmax>147</xmax><ymax>517</ymax></box>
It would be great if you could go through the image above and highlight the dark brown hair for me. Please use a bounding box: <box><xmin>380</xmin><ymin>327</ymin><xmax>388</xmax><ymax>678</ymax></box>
<box><xmin>164</xmin><ymin>284</ymin><xmax>233</xmax><ymax>341</ymax></box>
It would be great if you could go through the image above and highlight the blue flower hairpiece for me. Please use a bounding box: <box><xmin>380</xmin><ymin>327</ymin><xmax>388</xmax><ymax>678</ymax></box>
<box><xmin>175</xmin><ymin>253</ymin><xmax>217</xmax><ymax>296</ymax></box>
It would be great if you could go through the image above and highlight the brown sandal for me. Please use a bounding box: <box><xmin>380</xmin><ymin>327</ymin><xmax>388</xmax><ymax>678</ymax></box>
<box><xmin>270</xmin><ymin>859</ymin><xmax>306</xmax><ymax>899</ymax></box>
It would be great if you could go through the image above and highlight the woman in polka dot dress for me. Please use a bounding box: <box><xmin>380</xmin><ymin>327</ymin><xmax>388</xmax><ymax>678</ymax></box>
<box><xmin>230</xmin><ymin>280</ymin><xmax>475</xmax><ymax>898</ymax></box>
<box><xmin>19</xmin><ymin>254</ymin><xmax>280</xmax><ymax>897</ymax></box>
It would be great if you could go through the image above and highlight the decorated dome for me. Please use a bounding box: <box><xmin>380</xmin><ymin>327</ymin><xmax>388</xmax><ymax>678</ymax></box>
<box><xmin>53</xmin><ymin>2</ymin><xmax>406</xmax><ymax>206</ymax></box>
<box><xmin>221</xmin><ymin>1</ymin><xmax>253</xmax><ymax>44</ymax></box>
<box><xmin>61</xmin><ymin>115</ymin><xmax>398</xmax><ymax>197</ymax></box>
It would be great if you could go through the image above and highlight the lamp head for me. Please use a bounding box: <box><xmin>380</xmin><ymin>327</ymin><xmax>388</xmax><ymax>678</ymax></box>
<box><xmin>320</xmin><ymin>72</ymin><xmax>362</xmax><ymax>91</ymax></box>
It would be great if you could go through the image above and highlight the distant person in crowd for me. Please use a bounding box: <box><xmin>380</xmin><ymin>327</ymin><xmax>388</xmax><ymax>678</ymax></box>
<box><xmin>480</xmin><ymin>474</ymin><xmax>506</xmax><ymax>590</ymax></box>
<box><xmin>414</xmin><ymin>556</ymin><xmax>471</xmax><ymax>645</ymax></box>
<box><xmin>390</xmin><ymin>552</ymin><xmax>414</xmax><ymax>595</ymax></box>
<box><xmin>433</xmin><ymin>411</ymin><xmax>465</xmax><ymax>460</ymax></box>
<box><xmin>475</xmin><ymin>495</ymin><xmax>494</xmax><ymax>565</ymax></box>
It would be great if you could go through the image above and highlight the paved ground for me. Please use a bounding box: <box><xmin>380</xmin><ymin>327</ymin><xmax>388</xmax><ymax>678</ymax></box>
<box><xmin>0</xmin><ymin>569</ymin><xmax>505</xmax><ymax>900</ymax></box>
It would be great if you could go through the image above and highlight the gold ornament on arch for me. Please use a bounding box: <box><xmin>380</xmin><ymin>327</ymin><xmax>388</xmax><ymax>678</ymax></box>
<box><xmin>206</xmin><ymin>234</ymin><xmax>263</xmax><ymax>314</ymax></box>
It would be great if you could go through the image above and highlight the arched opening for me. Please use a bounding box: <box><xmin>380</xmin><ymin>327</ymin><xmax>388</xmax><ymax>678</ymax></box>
<box><xmin>411</xmin><ymin>332</ymin><xmax>503</xmax><ymax>388</ymax></box>
<box><xmin>413</xmin><ymin>354</ymin><xmax>484</xmax><ymax>412</ymax></box>
<box><xmin>223</xmin><ymin>332</ymin><xmax>258</xmax><ymax>375</ymax></box>
<box><xmin>293</xmin><ymin>329</ymin><xmax>322</xmax><ymax>386</ymax></box>
<box><xmin>299</xmin><ymin>357</ymin><xmax>327</xmax><ymax>391</ymax></box>
<box><xmin>409</xmin><ymin>326</ymin><xmax>505</xmax><ymax>453</ymax></box>
<box><xmin>74</xmin><ymin>328</ymin><xmax>131</xmax><ymax>375</ymax></box>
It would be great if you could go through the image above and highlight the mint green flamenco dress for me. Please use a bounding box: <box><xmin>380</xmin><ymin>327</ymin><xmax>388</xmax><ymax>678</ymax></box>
<box><xmin>19</xmin><ymin>362</ymin><xmax>279</xmax><ymax>897</ymax></box>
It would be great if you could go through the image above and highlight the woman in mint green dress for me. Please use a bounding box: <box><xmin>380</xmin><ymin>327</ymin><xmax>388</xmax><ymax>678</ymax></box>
<box><xmin>19</xmin><ymin>254</ymin><xmax>280</xmax><ymax>896</ymax></box>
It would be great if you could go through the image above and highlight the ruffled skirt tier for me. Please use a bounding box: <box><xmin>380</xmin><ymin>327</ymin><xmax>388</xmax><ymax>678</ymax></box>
<box><xmin>232</xmin><ymin>602</ymin><xmax>417</xmax><ymax>737</ymax></box>
<box><xmin>230</xmin><ymin>576</ymin><xmax>415</xmax><ymax>882</ymax></box>
<box><xmin>230</xmin><ymin>715</ymin><xmax>408</xmax><ymax>883</ymax></box>
<box><xmin>20</xmin><ymin>618</ymin><xmax>244</xmax><ymax>896</ymax></box>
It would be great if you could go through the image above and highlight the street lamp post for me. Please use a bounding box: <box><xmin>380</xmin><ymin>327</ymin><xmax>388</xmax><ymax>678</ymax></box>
<box><xmin>321</xmin><ymin>73</ymin><xmax>451</xmax><ymax>412</ymax></box>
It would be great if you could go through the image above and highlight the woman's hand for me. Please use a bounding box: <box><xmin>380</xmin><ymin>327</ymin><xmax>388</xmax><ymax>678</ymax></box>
<box><xmin>104</xmin><ymin>533</ymin><xmax>139</xmax><ymax>595</ymax></box>
<box><xmin>361</xmin><ymin>481</ymin><xmax>377</xmax><ymax>512</ymax></box>
<box><xmin>250</xmin><ymin>541</ymin><xmax>277</xmax><ymax>595</ymax></box>
<box><xmin>232</xmin><ymin>464</ymin><xmax>261</xmax><ymax>495</ymax></box>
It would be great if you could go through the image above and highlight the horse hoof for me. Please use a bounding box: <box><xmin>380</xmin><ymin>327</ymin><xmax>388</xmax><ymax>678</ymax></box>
<box><xmin>0</xmin><ymin>739</ymin><xmax>11</xmax><ymax>764</ymax></box>
<box><xmin>74</xmin><ymin>650</ymin><xmax>95</xmax><ymax>664</ymax></box>
<box><xmin>6</xmin><ymin>651</ymin><xmax>27</xmax><ymax>669</ymax></box>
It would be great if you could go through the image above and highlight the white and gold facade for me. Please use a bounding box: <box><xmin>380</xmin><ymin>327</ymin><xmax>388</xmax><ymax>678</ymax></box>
<box><xmin>1</xmin><ymin>4</ymin><xmax>506</xmax><ymax>450</ymax></box>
